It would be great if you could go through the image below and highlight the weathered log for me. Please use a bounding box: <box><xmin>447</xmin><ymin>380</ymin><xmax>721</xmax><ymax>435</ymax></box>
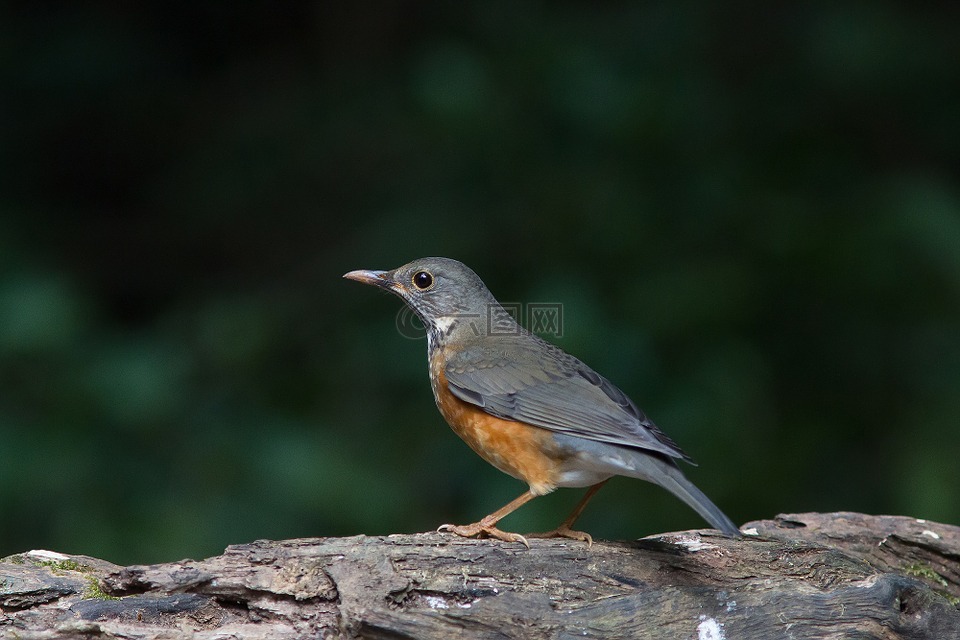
<box><xmin>2</xmin><ymin>512</ymin><xmax>959</xmax><ymax>639</ymax></box>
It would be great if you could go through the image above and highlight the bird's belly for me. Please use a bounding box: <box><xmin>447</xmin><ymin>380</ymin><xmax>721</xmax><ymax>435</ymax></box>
<box><xmin>430</xmin><ymin>369</ymin><xmax>561</xmax><ymax>496</ymax></box>
<box><xmin>553</xmin><ymin>465</ymin><xmax>614</xmax><ymax>489</ymax></box>
<box><xmin>550</xmin><ymin>433</ymin><xmax>642</xmax><ymax>488</ymax></box>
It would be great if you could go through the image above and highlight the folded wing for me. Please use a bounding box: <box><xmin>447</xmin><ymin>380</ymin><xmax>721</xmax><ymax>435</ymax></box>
<box><xmin>443</xmin><ymin>335</ymin><xmax>693</xmax><ymax>463</ymax></box>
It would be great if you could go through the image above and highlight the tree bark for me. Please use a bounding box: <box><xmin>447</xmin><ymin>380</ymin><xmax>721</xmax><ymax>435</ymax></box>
<box><xmin>2</xmin><ymin>512</ymin><xmax>959</xmax><ymax>639</ymax></box>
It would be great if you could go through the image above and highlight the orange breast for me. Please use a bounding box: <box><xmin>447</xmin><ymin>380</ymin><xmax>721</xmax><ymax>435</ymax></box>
<box><xmin>430</xmin><ymin>352</ymin><xmax>562</xmax><ymax>496</ymax></box>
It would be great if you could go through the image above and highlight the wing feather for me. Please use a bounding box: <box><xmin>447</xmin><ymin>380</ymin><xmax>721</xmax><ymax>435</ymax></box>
<box><xmin>444</xmin><ymin>335</ymin><xmax>692</xmax><ymax>462</ymax></box>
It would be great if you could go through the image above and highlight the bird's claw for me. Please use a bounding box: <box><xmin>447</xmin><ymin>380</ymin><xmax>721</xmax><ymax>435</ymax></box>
<box><xmin>437</xmin><ymin>522</ymin><xmax>530</xmax><ymax>548</ymax></box>
<box><xmin>527</xmin><ymin>526</ymin><xmax>594</xmax><ymax>547</ymax></box>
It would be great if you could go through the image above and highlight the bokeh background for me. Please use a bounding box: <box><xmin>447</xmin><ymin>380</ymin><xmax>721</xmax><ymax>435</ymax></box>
<box><xmin>2</xmin><ymin>2</ymin><xmax>959</xmax><ymax>565</ymax></box>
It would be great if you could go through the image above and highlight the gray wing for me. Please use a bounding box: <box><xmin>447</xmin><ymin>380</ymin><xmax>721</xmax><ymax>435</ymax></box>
<box><xmin>443</xmin><ymin>335</ymin><xmax>692</xmax><ymax>462</ymax></box>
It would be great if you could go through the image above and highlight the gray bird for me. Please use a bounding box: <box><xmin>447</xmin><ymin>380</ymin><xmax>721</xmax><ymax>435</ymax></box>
<box><xmin>345</xmin><ymin>257</ymin><xmax>740</xmax><ymax>545</ymax></box>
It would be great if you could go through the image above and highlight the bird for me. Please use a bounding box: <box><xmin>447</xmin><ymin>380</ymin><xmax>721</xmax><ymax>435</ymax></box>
<box><xmin>344</xmin><ymin>257</ymin><xmax>740</xmax><ymax>545</ymax></box>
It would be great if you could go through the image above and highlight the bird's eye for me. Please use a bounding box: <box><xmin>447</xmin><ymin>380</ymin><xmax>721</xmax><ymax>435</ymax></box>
<box><xmin>412</xmin><ymin>270</ymin><xmax>434</xmax><ymax>290</ymax></box>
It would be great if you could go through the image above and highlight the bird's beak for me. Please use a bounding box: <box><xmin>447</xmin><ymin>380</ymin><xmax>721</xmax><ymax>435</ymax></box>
<box><xmin>343</xmin><ymin>269</ymin><xmax>393</xmax><ymax>289</ymax></box>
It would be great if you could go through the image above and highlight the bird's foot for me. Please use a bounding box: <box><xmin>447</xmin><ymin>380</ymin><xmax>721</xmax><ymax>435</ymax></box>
<box><xmin>527</xmin><ymin>526</ymin><xmax>593</xmax><ymax>547</ymax></box>
<box><xmin>437</xmin><ymin>521</ymin><xmax>530</xmax><ymax>548</ymax></box>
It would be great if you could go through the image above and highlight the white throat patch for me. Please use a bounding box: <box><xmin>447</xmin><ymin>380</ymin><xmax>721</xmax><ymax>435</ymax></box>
<box><xmin>433</xmin><ymin>315</ymin><xmax>457</xmax><ymax>335</ymax></box>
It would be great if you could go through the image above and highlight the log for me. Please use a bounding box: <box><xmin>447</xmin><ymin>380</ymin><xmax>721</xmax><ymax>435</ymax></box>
<box><xmin>2</xmin><ymin>512</ymin><xmax>959</xmax><ymax>639</ymax></box>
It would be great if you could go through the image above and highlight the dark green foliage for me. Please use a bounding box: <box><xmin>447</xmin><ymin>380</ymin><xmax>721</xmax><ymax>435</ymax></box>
<box><xmin>1</xmin><ymin>2</ymin><xmax>958</xmax><ymax>564</ymax></box>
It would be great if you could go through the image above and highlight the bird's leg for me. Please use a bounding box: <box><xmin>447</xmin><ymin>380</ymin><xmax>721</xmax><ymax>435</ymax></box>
<box><xmin>438</xmin><ymin>490</ymin><xmax>537</xmax><ymax>547</ymax></box>
<box><xmin>528</xmin><ymin>480</ymin><xmax>609</xmax><ymax>546</ymax></box>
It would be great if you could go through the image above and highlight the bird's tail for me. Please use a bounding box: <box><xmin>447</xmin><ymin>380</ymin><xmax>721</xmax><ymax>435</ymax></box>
<box><xmin>624</xmin><ymin>451</ymin><xmax>741</xmax><ymax>537</ymax></box>
<box><xmin>657</xmin><ymin>465</ymin><xmax>741</xmax><ymax>536</ymax></box>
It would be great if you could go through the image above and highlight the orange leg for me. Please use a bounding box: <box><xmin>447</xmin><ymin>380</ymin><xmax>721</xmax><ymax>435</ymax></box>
<box><xmin>438</xmin><ymin>490</ymin><xmax>538</xmax><ymax>547</ymax></box>
<box><xmin>528</xmin><ymin>480</ymin><xmax>608</xmax><ymax>546</ymax></box>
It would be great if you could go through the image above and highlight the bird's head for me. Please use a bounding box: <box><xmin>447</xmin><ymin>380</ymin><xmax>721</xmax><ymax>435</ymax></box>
<box><xmin>344</xmin><ymin>257</ymin><xmax>506</xmax><ymax>340</ymax></box>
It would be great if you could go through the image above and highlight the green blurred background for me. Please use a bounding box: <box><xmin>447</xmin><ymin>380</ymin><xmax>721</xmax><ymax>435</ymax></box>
<box><xmin>2</xmin><ymin>2</ymin><xmax>959</xmax><ymax>565</ymax></box>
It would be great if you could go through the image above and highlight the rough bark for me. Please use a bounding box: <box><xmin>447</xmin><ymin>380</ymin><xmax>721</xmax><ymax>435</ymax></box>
<box><xmin>2</xmin><ymin>512</ymin><xmax>959</xmax><ymax>639</ymax></box>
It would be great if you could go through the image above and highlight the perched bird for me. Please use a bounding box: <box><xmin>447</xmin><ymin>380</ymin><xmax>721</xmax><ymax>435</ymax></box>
<box><xmin>344</xmin><ymin>257</ymin><xmax>740</xmax><ymax>545</ymax></box>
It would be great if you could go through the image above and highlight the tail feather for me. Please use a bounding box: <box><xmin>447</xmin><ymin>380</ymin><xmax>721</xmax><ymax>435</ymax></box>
<box><xmin>622</xmin><ymin>450</ymin><xmax>741</xmax><ymax>536</ymax></box>
<box><xmin>656</xmin><ymin>466</ymin><xmax>741</xmax><ymax>536</ymax></box>
<box><xmin>551</xmin><ymin>434</ymin><xmax>741</xmax><ymax>536</ymax></box>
